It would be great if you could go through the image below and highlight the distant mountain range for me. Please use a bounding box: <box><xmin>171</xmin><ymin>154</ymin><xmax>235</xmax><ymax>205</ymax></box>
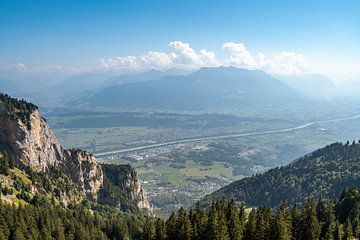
<box><xmin>201</xmin><ymin>141</ymin><xmax>360</xmax><ymax>208</ymax></box>
<box><xmin>274</xmin><ymin>73</ymin><xmax>337</xmax><ymax>100</ymax></box>
<box><xmin>4</xmin><ymin>66</ymin><xmax>360</xmax><ymax>111</ymax></box>
<box><xmin>81</xmin><ymin>67</ymin><xmax>306</xmax><ymax>111</ymax></box>
<box><xmin>0</xmin><ymin>77</ymin><xmax>19</xmax><ymax>95</ymax></box>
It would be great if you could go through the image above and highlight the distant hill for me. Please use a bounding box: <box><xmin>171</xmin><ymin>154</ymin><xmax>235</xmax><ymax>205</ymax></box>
<box><xmin>274</xmin><ymin>73</ymin><xmax>337</xmax><ymax>100</ymax></box>
<box><xmin>337</xmin><ymin>78</ymin><xmax>360</xmax><ymax>101</ymax></box>
<box><xmin>0</xmin><ymin>77</ymin><xmax>20</xmax><ymax>94</ymax></box>
<box><xmin>108</xmin><ymin>68</ymin><xmax>193</xmax><ymax>85</ymax></box>
<box><xmin>45</xmin><ymin>72</ymin><xmax>112</xmax><ymax>96</ymax></box>
<box><xmin>85</xmin><ymin>67</ymin><xmax>305</xmax><ymax>111</ymax></box>
<box><xmin>201</xmin><ymin>141</ymin><xmax>360</xmax><ymax>208</ymax></box>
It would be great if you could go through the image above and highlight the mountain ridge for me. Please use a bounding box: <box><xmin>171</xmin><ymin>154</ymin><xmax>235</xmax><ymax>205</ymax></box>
<box><xmin>201</xmin><ymin>141</ymin><xmax>360</xmax><ymax>208</ymax></box>
<box><xmin>84</xmin><ymin>66</ymin><xmax>306</xmax><ymax>111</ymax></box>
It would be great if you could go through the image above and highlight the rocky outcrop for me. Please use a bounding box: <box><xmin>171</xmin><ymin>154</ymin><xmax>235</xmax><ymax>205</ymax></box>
<box><xmin>62</xmin><ymin>149</ymin><xmax>103</xmax><ymax>200</ymax></box>
<box><xmin>0</xmin><ymin>107</ymin><xmax>103</xmax><ymax>199</ymax></box>
<box><xmin>100</xmin><ymin>164</ymin><xmax>153</xmax><ymax>213</ymax></box>
<box><xmin>0</xmin><ymin>94</ymin><xmax>152</xmax><ymax>213</ymax></box>
<box><xmin>0</xmin><ymin>106</ymin><xmax>64</xmax><ymax>171</ymax></box>
<box><xmin>122</xmin><ymin>167</ymin><xmax>153</xmax><ymax>211</ymax></box>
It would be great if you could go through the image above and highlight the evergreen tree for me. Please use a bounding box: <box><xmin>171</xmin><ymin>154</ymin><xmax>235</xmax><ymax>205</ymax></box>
<box><xmin>271</xmin><ymin>203</ymin><xmax>292</xmax><ymax>240</ymax></box>
<box><xmin>192</xmin><ymin>202</ymin><xmax>208</xmax><ymax>240</ymax></box>
<box><xmin>226</xmin><ymin>199</ymin><xmax>243</xmax><ymax>240</ymax></box>
<box><xmin>334</xmin><ymin>221</ymin><xmax>344</xmax><ymax>240</ymax></box>
<box><xmin>239</xmin><ymin>203</ymin><xmax>246</xmax><ymax>227</ymax></box>
<box><xmin>317</xmin><ymin>199</ymin><xmax>335</xmax><ymax>240</ymax></box>
<box><xmin>217</xmin><ymin>210</ymin><xmax>230</xmax><ymax>240</ymax></box>
<box><xmin>155</xmin><ymin>218</ymin><xmax>166</xmax><ymax>240</ymax></box>
<box><xmin>301</xmin><ymin>201</ymin><xmax>320</xmax><ymax>240</ymax></box>
<box><xmin>165</xmin><ymin>212</ymin><xmax>177</xmax><ymax>239</ymax></box>
<box><xmin>352</xmin><ymin>216</ymin><xmax>360</xmax><ymax>239</ymax></box>
<box><xmin>343</xmin><ymin>218</ymin><xmax>353</xmax><ymax>240</ymax></box>
<box><xmin>291</xmin><ymin>204</ymin><xmax>302</xmax><ymax>240</ymax></box>
<box><xmin>0</xmin><ymin>213</ymin><xmax>10</xmax><ymax>240</ymax></box>
<box><xmin>244</xmin><ymin>209</ymin><xmax>256</xmax><ymax>240</ymax></box>
<box><xmin>206</xmin><ymin>205</ymin><xmax>220</xmax><ymax>240</ymax></box>
<box><xmin>255</xmin><ymin>206</ymin><xmax>272</xmax><ymax>240</ymax></box>
<box><xmin>143</xmin><ymin>219</ymin><xmax>156</xmax><ymax>240</ymax></box>
<box><xmin>176</xmin><ymin>207</ymin><xmax>192</xmax><ymax>240</ymax></box>
<box><xmin>12</xmin><ymin>228</ymin><xmax>27</xmax><ymax>240</ymax></box>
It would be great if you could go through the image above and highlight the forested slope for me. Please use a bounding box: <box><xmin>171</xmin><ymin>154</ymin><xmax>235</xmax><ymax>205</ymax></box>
<box><xmin>202</xmin><ymin>141</ymin><xmax>360</xmax><ymax>207</ymax></box>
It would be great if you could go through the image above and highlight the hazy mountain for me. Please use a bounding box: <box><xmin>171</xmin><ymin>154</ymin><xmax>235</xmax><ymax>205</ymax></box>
<box><xmin>0</xmin><ymin>77</ymin><xmax>20</xmax><ymax>94</ymax></box>
<box><xmin>85</xmin><ymin>67</ymin><xmax>305</xmax><ymax>111</ymax></box>
<box><xmin>45</xmin><ymin>71</ymin><xmax>113</xmax><ymax>96</ymax></box>
<box><xmin>274</xmin><ymin>73</ymin><xmax>337</xmax><ymax>100</ymax></box>
<box><xmin>108</xmin><ymin>68</ymin><xmax>193</xmax><ymax>85</ymax></box>
<box><xmin>201</xmin><ymin>141</ymin><xmax>360</xmax><ymax>208</ymax></box>
<box><xmin>336</xmin><ymin>78</ymin><xmax>360</xmax><ymax>101</ymax></box>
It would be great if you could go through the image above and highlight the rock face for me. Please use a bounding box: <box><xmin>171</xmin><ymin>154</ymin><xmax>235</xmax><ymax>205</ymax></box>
<box><xmin>100</xmin><ymin>164</ymin><xmax>153</xmax><ymax>212</ymax></box>
<box><xmin>0</xmin><ymin>107</ymin><xmax>103</xmax><ymax>199</ymax></box>
<box><xmin>0</xmin><ymin>106</ymin><xmax>64</xmax><ymax>171</ymax></box>
<box><xmin>124</xmin><ymin>169</ymin><xmax>153</xmax><ymax>211</ymax></box>
<box><xmin>0</xmin><ymin>95</ymin><xmax>152</xmax><ymax>212</ymax></box>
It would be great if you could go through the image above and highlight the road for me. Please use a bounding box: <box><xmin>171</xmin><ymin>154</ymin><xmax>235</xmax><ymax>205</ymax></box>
<box><xmin>94</xmin><ymin>114</ymin><xmax>360</xmax><ymax>157</ymax></box>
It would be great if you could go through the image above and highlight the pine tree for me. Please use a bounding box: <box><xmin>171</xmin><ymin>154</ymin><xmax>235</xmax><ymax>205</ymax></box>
<box><xmin>244</xmin><ymin>209</ymin><xmax>256</xmax><ymax>240</ymax></box>
<box><xmin>192</xmin><ymin>202</ymin><xmax>208</xmax><ymax>240</ymax></box>
<box><xmin>255</xmin><ymin>206</ymin><xmax>271</xmax><ymax>240</ymax></box>
<box><xmin>165</xmin><ymin>212</ymin><xmax>177</xmax><ymax>239</ymax></box>
<box><xmin>271</xmin><ymin>203</ymin><xmax>292</xmax><ymax>240</ymax></box>
<box><xmin>12</xmin><ymin>228</ymin><xmax>27</xmax><ymax>240</ymax></box>
<box><xmin>206</xmin><ymin>205</ymin><xmax>220</xmax><ymax>240</ymax></box>
<box><xmin>343</xmin><ymin>218</ymin><xmax>353</xmax><ymax>240</ymax></box>
<box><xmin>352</xmin><ymin>216</ymin><xmax>360</xmax><ymax>239</ymax></box>
<box><xmin>217</xmin><ymin>210</ymin><xmax>230</xmax><ymax>240</ymax></box>
<box><xmin>155</xmin><ymin>218</ymin><xmax>166</xmax><ymax>240</ymax></box>
<box><xmin>333</xmin><ymin>221</ymin><xmax>344</xmax><ymax>240</ymax></box>
<box><xmin>176</xmin><ymin>207</ymin><xmax>192</xmax><ymax>240</ymax></box>
<box><xmin>301</xmin><ymin>201</ymin><xmax>321</xmax><ymax>240</ymax></box>
<box><xmin>53</xmin><ymin>218</ymin><xmax>66</xmax><ymax>240</ymax></box>
<box><xmin>291</xmin><ymin>204</ymin><xmax>302</xmax><ymax>240</ymax></box>
<box><xmin>0</xmin><ymin>214</ymin><xmax>10</xmax><ymax>240</ymax></box>
<box><xmin>143</xmin><ymin>219</ymin><xmax>156</xmax><ymax>240</ymax></box>
<box><xmin>239</xmin><ymin>203</ymin><xmax>246</xmax><ymax>227</ymax></box>
<box><xmin>317</xmin><ymin>199</ymin><xmax>335</xmax><ymax>240</ymax></box>
<box><xmin>226</xmin><ymin>199</ymin><xmax>243</xmax><ymax>240</ymax></box>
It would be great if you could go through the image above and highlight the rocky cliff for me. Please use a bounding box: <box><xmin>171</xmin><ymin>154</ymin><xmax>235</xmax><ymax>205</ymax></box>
<box><xmin>0</xmin><ymin>93</ymin><xmax>152</xmax><ymax>213</ymax></box>
<box><xmin>100</xmin><ymin>164</ymin><xmax>153</xmax><ymax>212</ymax></box>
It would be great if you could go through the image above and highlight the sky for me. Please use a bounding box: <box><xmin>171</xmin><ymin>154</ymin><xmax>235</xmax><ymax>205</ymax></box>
<box><xmin>0</xmin><ymin>0</ymin><xmax>360</xmax><ymax>81</ymax></box>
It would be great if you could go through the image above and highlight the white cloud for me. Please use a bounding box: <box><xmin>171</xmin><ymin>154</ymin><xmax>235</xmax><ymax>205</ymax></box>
<box><xmin>98</xmin><ymin>41</ymin><xmax>308</xmax><ymax>74</ymax></box>
<box><xmin>222</xmin><ymin>42</ymin><xmax>257</xmax><ymax>67</ymax></box>
<box><xmin>98</xmin><ymin>41</ymin><xmax>220</xmax><ymax>70</ymax></box>
<box><xmin>5</xmin><ymin>63</ymin><xmax>28</xmax><ymax>72</ymax></box>
<box><xmin>222</xmin><ymin>42</ymin><xmax>308</xmax><ymax>74</ymax></box>
<box><xmin>2</xmin><ymin>41</ymin><xmax>309</xmax><ymax>76</ymax></box>
<box><xmin>270</xmin><ymin>51</ymin><xmax>307</xmax><ymax>74</ymax></box>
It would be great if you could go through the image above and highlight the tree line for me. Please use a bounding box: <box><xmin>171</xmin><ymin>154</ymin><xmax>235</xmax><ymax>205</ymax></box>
<box><xmin>0</xmin><ymin>197</ymin><xmax>145</xmax><ymax>240</ymax></box>
<box><xmin>143</xmin><ymin>187</ymin><xmax>360</xmax><ymax>240</ymax></box>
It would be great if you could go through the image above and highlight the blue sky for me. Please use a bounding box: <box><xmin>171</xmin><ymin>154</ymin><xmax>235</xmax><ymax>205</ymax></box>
<box><xmin>0</xmin><ymin>0</ymin><xmax>359</xmax><ymax>80</ymax></box>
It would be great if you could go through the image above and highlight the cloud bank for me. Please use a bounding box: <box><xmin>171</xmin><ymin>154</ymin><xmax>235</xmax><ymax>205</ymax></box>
<box><xmin>1</xmin><ymin>41</ymin><xmax>309</xmax><ymax>76</ymax></box>
<box><xmin>98</xmin><ymin>41</ymin><xmax>309</xmax><ymax>74</ymax></box>
<box><xmin>98</xmin><ymin>41</ymin><xmax>220</xmax><ymax>71</ymax></box>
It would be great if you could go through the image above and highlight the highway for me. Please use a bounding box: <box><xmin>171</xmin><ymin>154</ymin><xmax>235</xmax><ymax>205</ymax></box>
<box><xmin>94</xmin><ymin>114</ymin><xmax>360</xmax><ymax>157</ymax></box>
